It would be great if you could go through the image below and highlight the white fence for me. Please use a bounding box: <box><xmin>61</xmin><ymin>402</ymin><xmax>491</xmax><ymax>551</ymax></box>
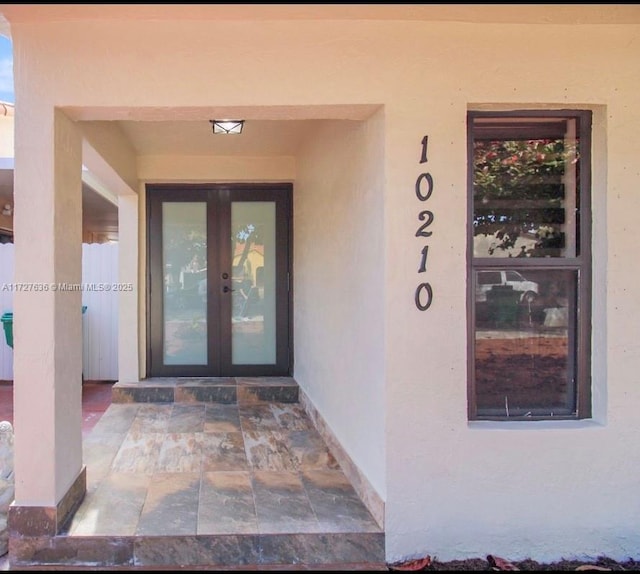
<box><xmin>0</xmin><ymin>242</ymin><xmax>119</xmax><ymax>381</ymax></box>
<box><xmin>0</xmin><ymin>244</ymin><xmax>14</xmax><ymax>381</ymax></box>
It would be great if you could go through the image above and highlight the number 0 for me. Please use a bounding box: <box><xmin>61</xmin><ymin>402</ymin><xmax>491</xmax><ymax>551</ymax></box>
<box><xmin>415</xmin><ymin>172</ymin><xmax>434</xmax><ymax>202</ymax></box>
<box><xmin>415</xmin><ymin>282</ymin><xmax>433</xmax><ymax>311</ymax></box>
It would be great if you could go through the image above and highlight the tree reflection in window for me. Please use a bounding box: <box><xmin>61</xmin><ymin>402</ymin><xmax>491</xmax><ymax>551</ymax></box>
<box><xmin>473</xmin><ymin>136</ymin><xmax>579</xmax><ymax>258</ymax></box>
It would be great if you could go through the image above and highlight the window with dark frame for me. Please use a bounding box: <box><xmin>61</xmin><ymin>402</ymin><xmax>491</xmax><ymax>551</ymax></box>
<box><xmin>467</xmin><ymin>110</ymin><xmax>592</xmax><ymax>421</ymax></box>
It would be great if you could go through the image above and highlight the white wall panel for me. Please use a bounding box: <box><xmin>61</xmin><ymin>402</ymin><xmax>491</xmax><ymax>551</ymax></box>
<box><xmin>0</xmin><ymin>243</ymin><xmax>119</xmax><ymax>381</ymax></box>
<box><xmin>81</xmin><ymin>243</ymin><xmax>118</xmax><ymax>380</ymax></box>
<box><xmin>0</xmin><ymin>243</ymin><xmax>14</xmax><ymax>380</ymax></box>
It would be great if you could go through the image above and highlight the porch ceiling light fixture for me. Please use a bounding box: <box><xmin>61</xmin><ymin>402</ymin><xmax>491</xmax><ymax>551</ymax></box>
<box><xmin>210</xmin><ymin>119</ymin><xmax>244</xmax><ymax>135</ymax></box>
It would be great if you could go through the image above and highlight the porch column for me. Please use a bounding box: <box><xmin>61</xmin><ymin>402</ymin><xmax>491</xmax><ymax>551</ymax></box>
<box><xmin>9</xmin><ymin>107</ymin><xmax>85</xmax><ymax>535</ymax></box>
<box><xmin>118</xmin><ymin>192</ymin><xmax>139</xmax><ymax>382</ymax></box>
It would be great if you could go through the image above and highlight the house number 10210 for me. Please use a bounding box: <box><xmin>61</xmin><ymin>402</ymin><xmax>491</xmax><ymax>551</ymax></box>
<box><xmin>415</xmin><ymin>135</ymin><xmax>433</xmax><ymax>311</ymax></box>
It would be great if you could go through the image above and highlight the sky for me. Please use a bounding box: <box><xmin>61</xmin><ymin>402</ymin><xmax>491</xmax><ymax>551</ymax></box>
<box><xmin>0</xmin><ymin>34</ymin><xmax>14</xmax><ymax>104</ymax></box>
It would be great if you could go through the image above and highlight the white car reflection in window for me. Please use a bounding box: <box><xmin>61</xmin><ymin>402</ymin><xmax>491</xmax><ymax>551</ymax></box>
<box><xmin>476</xmin><ymin>270</ymin><xmax>539</xmax><ymax>303</ymax></box>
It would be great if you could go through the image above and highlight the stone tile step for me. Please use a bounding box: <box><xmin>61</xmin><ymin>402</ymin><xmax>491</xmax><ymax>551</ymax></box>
<box><xmin>112</xmin><ymin>377</ymin><xmax>299</xmax><ymax>405</ymax></box>
<box><xmin>9</xmin><ymin>531</ymin><xmax>385</xmax><ymax>570</ymax></box>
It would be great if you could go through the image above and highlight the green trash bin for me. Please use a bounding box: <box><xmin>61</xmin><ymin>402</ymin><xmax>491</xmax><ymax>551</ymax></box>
<box><xmin>486</xmin><ymin>285</ymin><xmax>521</xmax><ymax>327</ymax></box>
<box><xmin>1</xmin><ymin>312</ymin><xmax>13</xmax><ymax>349</ymax></box>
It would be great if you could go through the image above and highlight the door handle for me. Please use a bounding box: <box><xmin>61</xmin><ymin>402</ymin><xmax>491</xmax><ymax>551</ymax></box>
<box><xmin>223</xmin><ymin>285</ymin><xmax>235</xmax><ymax>293</ymax></box>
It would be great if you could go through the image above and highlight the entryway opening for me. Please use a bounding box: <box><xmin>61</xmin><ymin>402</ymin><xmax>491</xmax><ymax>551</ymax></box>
<box><xmin>146</xmin><ymin>182</ymin><xmax>292</xmax><ymax>377</ymax></box>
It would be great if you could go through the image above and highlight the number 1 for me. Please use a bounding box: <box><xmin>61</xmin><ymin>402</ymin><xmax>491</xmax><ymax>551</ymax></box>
<box><xmin>420</xmin><ymin>135</ymin><xmax>428</xmax><ymax>164</ymax></box>
<box><xmin>418</xmin><ymin>245</ymin><xmax>429</xmax><ymax>273</ymax></box>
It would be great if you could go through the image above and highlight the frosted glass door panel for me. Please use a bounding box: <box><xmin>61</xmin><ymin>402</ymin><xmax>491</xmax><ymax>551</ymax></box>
<box><xmin>231</xmin><ymin>201</ymin><xmax>276</xmax><ymax>365</ymax></box>
<box><xmin>162</xmin><ymin>202</ymin><xmax>207</xmax><ymax>365</ymax></box>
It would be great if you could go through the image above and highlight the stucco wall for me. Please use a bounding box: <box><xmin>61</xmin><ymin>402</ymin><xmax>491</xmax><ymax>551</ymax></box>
<box><xmin>80</xmin><ymin>121</ymin><xmax>138</xmax><ymax>195</ymax></box>
<box><xmin>294</xmin><ymin>115</ymin><xmax>386</xmax><ymax>499</ymax></box>
<box><xmin>6</xmin><ymin>13</ymin><xmax>640</xmax><ymax>562</ymax></box>
<box><xmin>13</xmin><ymin>105</ymin><xmax>84</xmax><ymax>504</ymax></box>
<box><xmin>380</xmin><ymin>24</ymin><xmax>637</xmax><ymax>562</ymax></box>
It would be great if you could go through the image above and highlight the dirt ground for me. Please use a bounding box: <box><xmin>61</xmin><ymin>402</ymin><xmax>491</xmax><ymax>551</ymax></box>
<box><xmin>474</xmin><ymin>330</ymin><xmax>570</xmax><ymax>414</ymax></box>
<box><xmin>388</xmin><ymin>555</ymin><xmax>640</xmax><ymax>571</ymax></box>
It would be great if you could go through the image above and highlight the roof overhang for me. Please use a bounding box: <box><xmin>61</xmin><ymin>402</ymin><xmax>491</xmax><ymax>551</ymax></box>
<box><xmin>0</xmin><ymin>4</ymin><xmax>638</xmax><ymax>26</ymax></box>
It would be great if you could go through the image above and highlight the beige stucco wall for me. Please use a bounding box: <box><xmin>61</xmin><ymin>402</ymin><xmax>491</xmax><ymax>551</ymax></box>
<box><xmin>80</xmin><ymin>121</ymin><xmax>138</xmax><ymax>195</ymax></box>
<box><xmin>295</xmin><ymin>115</ymin><xmax>386</xmax><ymax>498</ymax></box>
<box><xmin>6</xmin><ymin>11</ymin><xmax>640</xmax><ymax>562</ymax></box>
<box><xmin>13</xmin><ymin>105</ymin><xmax>84</xmax><ymax>504</ymax></box>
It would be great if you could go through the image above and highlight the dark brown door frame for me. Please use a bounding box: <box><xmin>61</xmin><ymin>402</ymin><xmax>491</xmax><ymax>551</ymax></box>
<box><xmin>146</xmin><ymin>183</ymin><xmax>293</xmax><ymax>377</ymax></box>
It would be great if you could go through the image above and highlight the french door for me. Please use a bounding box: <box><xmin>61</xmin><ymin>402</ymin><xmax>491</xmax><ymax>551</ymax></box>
<box><xmin>147</xmin><ymin>184</ymin><xmax>292</xmax><ymax>377</ymax></box>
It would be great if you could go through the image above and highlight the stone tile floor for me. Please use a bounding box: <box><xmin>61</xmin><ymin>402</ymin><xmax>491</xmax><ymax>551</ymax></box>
<box><xmin>69</xmin><ymin>400</ymin><xmax>381</xmax><ymax>539</ymax></box>
<box><xmin>3</xmin><ymin>379</ymin><xmax>385</xmax><ymax>569</ymax></box>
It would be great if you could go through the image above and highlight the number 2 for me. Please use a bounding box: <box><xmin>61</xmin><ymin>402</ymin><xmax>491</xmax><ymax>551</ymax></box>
<box><xmin>415</xmin><ymin>210</ymin><xmax>434</xmax><ymax>237</ymax></box>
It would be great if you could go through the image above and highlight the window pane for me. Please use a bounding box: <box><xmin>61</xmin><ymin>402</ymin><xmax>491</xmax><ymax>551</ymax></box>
<box><xmin>472</xmin><ymin>118</ymin><xmax>580</xmax><ymax>259</ymax></box>
<box><xmin>474</xmin><ymin>269</ymin><xmax>577</xmax><ymax>417</ymax></box>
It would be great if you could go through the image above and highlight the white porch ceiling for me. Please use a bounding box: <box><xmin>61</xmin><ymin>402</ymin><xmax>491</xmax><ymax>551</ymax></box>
<box><xmin>0</xmin><ymin>113</ymin><xmax>337</xmax><ymax>234</ymax></box>
<box><xmin>0</xmin><ymin>113</ymin><xmax>353</xmax><ymax>236</ymax></box>
<box><xmin>115</xmin><ymin>118</ymin><xmax>322</xmax><ymax>157</ymax></box>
